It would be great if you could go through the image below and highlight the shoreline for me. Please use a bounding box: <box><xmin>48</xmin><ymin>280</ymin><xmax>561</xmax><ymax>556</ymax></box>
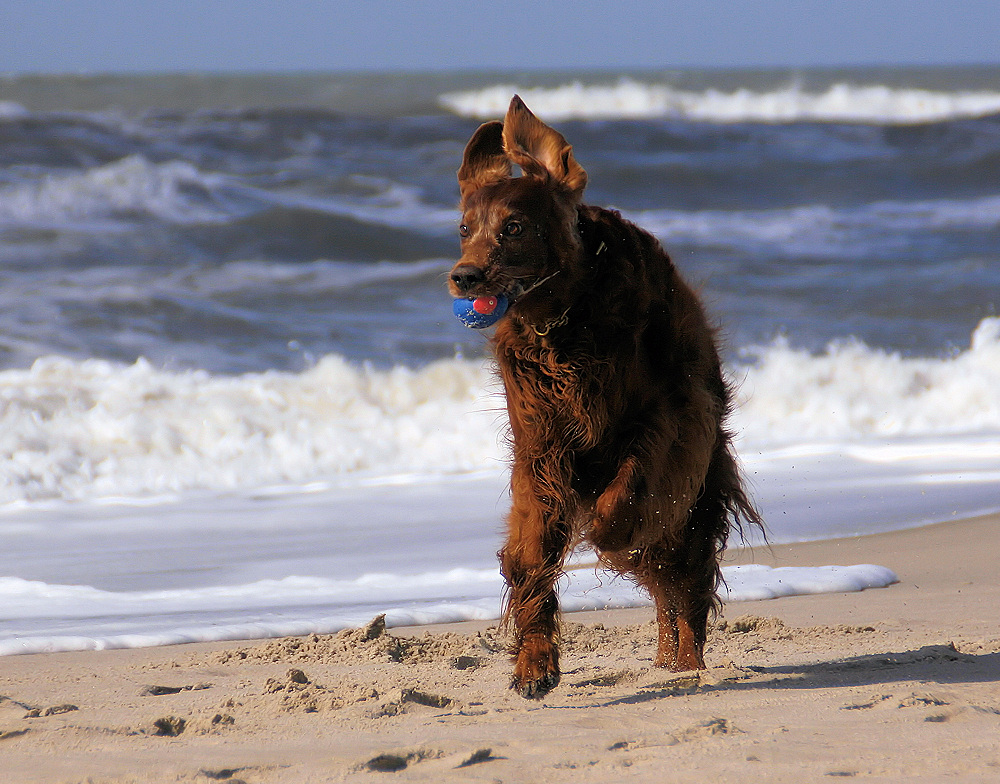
<box><xmin>2</xmin><ymin>513</ymin><xmax>998</xmax><ymax>782</ymax></box>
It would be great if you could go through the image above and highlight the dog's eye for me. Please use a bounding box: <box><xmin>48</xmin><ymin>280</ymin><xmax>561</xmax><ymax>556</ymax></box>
<box><xmin>458</xmin><ymin>224</ymin><xmax>469</xmax><ymax>238</ymax></box>
<box><xmin>504</xmin><ymin>221</ymin><xmax>523</xmax><ymax>237</ymax></box>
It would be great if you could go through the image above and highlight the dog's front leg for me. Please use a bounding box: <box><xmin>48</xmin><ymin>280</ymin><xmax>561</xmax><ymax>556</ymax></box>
<box><xmin>499</xmin><ymin>461</ymin><xmax>573</xmax><ymax>699</ymax></box>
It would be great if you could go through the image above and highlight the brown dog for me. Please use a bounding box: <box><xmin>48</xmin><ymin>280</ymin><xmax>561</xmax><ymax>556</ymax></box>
<box><xmin>449</xmin><ymin>96</ymin><xmax>761</xmax><ymax>698</ymax></box>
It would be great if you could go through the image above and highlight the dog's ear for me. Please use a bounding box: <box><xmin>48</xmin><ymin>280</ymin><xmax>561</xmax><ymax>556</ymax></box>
<box><xmin>502</xmin><ymin>95</ymin><xmax>587</xmax><ymax>200</ymax></box>
<box><xmin>458</xmin><ymin>121</ymin><xmax>511</xmax><ymax>202</ymax></box>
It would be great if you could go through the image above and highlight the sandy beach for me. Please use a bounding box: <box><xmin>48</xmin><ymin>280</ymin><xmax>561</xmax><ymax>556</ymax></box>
<box><xmin>1</xmin><ymin>513</ymin><xmax>998</xmax><ymax>783</ymax></box>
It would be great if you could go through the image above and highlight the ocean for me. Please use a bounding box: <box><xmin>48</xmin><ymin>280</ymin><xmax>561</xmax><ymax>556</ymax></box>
<box><xmin>1</xmin><ymin>68</ymin><xmax>998</xmax><ymax>655</ymax></box>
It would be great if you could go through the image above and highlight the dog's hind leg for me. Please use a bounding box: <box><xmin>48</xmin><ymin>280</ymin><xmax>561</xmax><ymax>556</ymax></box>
<box><xmin>624</xmin><ymin>532</ymin><xmax>716</xmax><ymax>671</ymax></box>
<box><xmin>499</xmin><ymin>463</ymin><xmax>575</xmax><ymax>698</ymax></box>
<box><xmin>646</xmin><ymin>458</ymin><xmax>736</xmax><ymax>670</ymax></box>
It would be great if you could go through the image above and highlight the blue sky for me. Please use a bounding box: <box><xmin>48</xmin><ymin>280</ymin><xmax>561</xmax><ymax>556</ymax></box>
<box><xmin>2</xmin><ymin>0</ymin><xmax>998</xmax><ymax>73</ymax></box>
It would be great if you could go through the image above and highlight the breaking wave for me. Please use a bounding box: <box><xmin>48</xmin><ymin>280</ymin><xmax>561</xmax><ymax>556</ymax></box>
<box><xmin>1</xmin><ymin>319</ymin><xmax>998</xmax><ymax>506</ymax></box>
<box><xmin>441</xmin><ymin>79</ymin><xmax>1000</xmax><ymax>124</ymax></box>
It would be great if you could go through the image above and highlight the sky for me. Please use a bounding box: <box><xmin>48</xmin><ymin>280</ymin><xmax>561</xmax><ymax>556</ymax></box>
<box><xmin>2</xmin><ymin>0</ymin><xmax>999</xmax><ymax>74</ymax></box>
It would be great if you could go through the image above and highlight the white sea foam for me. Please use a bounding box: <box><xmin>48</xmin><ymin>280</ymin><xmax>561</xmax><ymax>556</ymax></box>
<box><xmin>0</xmin><ymin>319</ymin><xmax>998</xmax><ymax>507</ymax></box>
<box><xmin>732</xmin><ymin>317</ymin><xmax>1000</xmax><ymax>444</ymax></box>
<box><xmin>0</xmin><ymin>354</ymin><xmax>502</xmax><ymax>505</ymax></box>
<box><xmin>0</xmin><ymin>436</ymin><xmax>990</xmax><ymax>656</ymax></box>
<box><xmin>0</xmin><ymin>563</ymin><xmax>898</xmax><ymax>656</ymax></box>
<box><xmin>440</xmin><ymin>79</ymin><xmax>1000</xmax><ymax>124</ymax></box>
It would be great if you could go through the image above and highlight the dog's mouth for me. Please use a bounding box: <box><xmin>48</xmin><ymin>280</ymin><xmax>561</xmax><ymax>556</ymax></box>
<box><xmin>506</xmin><ymin>270</ymin><xmax>560</xmax><ymax>303</ymax></box>
<box><xmin>451</xmin><ymin>270</ymin><xmax>560</xmax><ymax>330</ymax></box>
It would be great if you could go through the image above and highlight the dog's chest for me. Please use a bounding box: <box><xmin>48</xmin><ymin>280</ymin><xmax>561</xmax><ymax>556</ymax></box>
<box><xmin>493</xmin><ymin>333</ymin><xmax>612</xmax><ymax>447</ymax></box>
<box><xmin>499</xmin><ymin>340</ymin><xmax>576</xmax><ymax>394</ymax></box>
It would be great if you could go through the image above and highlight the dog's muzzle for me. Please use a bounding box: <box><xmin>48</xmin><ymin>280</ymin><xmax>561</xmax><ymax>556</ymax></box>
<box><xmin>449</xmin><ymin>264</ymin><xmax>486</xmax><ymax>296</ymax></box>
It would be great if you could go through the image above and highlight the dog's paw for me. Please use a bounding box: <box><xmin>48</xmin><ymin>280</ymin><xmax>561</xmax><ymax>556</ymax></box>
<box><xmin>654</xmin><ymin>647</ymin><xmax>706</xmax><ymax>672</ymax></box>
<box><xmin>510</xmin><ymin>638</ymin><xmax>560</xmax><ymax>699</ymax></box>
<box><xmin>510</xmin><ymin>670</ymin><xmax>560</xmax><ymax>699</ymax></box>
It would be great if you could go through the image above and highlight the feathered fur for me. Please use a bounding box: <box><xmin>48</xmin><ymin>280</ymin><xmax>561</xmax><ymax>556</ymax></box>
<box><xmin>449</xmin><ymin>96</ymin><xmax>762</xmax><ymax>698</ymax></box>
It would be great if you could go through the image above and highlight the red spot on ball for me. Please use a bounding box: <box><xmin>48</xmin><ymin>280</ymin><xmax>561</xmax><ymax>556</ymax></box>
<box><xmin>473</xmin><ymin>296</ymin><xmax>498</xmax><ymax>315</ymax></box>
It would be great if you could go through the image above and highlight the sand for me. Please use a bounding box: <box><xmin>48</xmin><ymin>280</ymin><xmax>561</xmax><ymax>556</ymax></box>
<box><xmin>1</xmin><ymin>514</ymin><xmax>998</xmax><ymax>783</ymax></box>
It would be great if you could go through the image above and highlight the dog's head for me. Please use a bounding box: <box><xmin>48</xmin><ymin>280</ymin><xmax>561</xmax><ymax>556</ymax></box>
<box><xmin>448</xmin><ymin>96</ymin><xmax>588</xmax><ymax>310</ymax></box>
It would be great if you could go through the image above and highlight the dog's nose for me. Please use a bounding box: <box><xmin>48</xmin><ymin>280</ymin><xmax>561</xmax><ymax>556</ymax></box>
<box><xmin>450</xmin><ymin>264</ymin><xmax>486</xmax><ymax>294</ymax></box>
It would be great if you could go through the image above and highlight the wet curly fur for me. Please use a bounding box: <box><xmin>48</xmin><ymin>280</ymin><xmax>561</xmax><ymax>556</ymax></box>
<box><xmin>449</xmin><ymin>96</ymin><xmax>762</xmax><ymax>699</ymax></box>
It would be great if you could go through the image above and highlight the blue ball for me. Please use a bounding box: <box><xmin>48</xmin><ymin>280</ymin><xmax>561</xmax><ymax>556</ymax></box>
<box><xmin>453</xmin><ymin>294</ymin><xmax>508</xmax><ymax>329</ymax></box>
